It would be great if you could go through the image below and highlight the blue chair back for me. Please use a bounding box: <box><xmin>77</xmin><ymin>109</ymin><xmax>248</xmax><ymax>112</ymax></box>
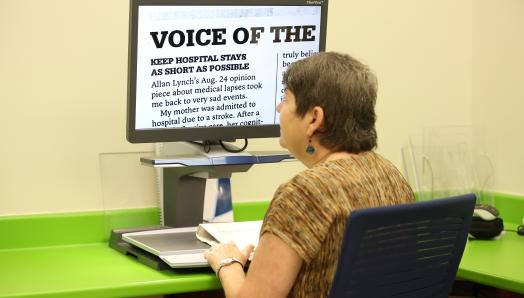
<box><xmin>329</xmin><ymin>194</ymin><xmax>476</xmax><ymax>298</ymax></box>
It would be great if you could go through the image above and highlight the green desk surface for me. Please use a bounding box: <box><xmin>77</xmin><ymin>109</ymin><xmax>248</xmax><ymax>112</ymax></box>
<box><xmin>458</xmin><ymin>230</ymin><xmax>524</xmax><ymax>294</ymax></box>
<box><xmin>0</xmin><ymin>244</ymin><xmax>220</xmax><ymax>298</ymax></box>
<box><xmin>1</xmin><ymin>194</ymin><xmax>523</xmax><ymax>297</ymax></box>
<box><xmin>451</xmin><ymin>192</ymin><xmax>524</xmax><ymax>294</ymax></box>
<box><xmin>0</xmin><ymin>202</ymin><xmax>269</xmax><ymax>298</ymax></box>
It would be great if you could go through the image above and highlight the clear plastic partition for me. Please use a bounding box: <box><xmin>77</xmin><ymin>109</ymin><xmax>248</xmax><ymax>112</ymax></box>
<box><xmin>99</xmin><ymin>151</ymin><xmax>159</xmax><ymax>238</ymax></box>
<box><xmin>402</xmin><ymin>126</ymin><xmax>494</xmax><ymax>204</ymax></box>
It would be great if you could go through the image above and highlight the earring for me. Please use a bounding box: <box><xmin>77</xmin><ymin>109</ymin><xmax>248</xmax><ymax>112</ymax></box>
<box><xmin>306</xmin><ymin>139</ymin><xmax>315</xmax><ymax>155</ymax></box>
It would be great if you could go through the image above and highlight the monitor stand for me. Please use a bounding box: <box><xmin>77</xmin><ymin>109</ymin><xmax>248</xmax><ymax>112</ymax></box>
<box><xmin>109</xmin><ymin>141</ymin><xmax>293</xmax><ymax>269</ymax></box>
<box><xmin>144</xmin><ymin>141</ymin><xmax>293</xmax><ymax>227</ymax></box>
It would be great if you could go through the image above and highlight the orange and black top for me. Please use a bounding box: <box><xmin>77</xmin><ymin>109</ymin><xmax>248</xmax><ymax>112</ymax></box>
<box><xmin>260</xmin><ymin>151</ymin><xmax>415</xmax><ymax>297</ymax></box>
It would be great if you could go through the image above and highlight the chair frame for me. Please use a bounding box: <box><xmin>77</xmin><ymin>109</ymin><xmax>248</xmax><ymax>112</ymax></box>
<box><xmin>329</xmin><ymin>194</ymin><xmax>476</xmax><ymax>298</ymax></box>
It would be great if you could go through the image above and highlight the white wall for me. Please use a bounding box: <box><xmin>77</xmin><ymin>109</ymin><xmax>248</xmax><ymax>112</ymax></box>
<box><xmin>327</xmin><ymin>0</ymin><xmax>473</xmax><ymax>164</ymax></box>
<box><xmin>0</xmin><ymin>0</ymin><xmax>137</xmax><ymax>214</ymax></box>
<box><xmin>472</xmin><ymin>0</ymin><xmax>524</xmax><ymax>195</ymax></box>
<box><xmin>0</xmin><ymin>0</ymin><xmax>519</xmax><ymax>216</ymax></box>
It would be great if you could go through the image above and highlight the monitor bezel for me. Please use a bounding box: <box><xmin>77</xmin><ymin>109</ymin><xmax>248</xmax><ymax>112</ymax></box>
<box><xmin>126</xmin><ymin>0</ymin><xmax>328</xmax><ymax>143</ymax></box>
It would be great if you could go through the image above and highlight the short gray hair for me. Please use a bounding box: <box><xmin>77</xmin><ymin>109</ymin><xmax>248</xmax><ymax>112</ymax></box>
<box><xmin>283</xmin><ymin>52</ymin><xmax>378</xmax><ymax>153</ymax></box>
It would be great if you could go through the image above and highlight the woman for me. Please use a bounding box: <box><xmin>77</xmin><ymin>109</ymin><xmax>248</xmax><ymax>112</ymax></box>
<box><xmin>204</xmin><ymin>52</ymin><xmax>415</xmax><ymax>298</ymax></box>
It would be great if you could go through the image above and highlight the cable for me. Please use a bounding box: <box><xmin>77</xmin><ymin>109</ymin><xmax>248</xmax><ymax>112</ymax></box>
<box><xmin>188</xmin><ymin>139</ymin><xmax>249</xmax><ymax>153</ymax></box>
<box><xmin>219</xmin><ymin>139</ymin><xmax>248</xmax><ymax>153</ymax></box>
<box><xmin>188</xmin><ymin>140</ymin><xmax>212</xmax><ymax>153</ymax></box>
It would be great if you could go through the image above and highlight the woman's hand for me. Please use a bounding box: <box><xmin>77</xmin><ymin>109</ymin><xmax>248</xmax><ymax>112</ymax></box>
<box><xmin>202</xmin><ymin>235</ymin><xmax>302</xmax><ymax>298</ymax></box>
<box><xmin>204</xmin><ymin>241</ymin><xmax>255</xmax><ymax>274</ymax></box>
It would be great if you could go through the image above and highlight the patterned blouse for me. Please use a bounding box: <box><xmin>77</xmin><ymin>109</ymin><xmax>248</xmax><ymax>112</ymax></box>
<box><xmin>260</xmin><ymin>151</ymin><xmax>415</xmax><ymax>297</ymax></box>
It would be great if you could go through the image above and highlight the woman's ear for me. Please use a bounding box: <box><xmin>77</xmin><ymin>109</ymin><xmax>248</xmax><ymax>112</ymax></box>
<box><xmin>306</xmin><ymin>106</ymin><xmax>324</xmax><ymax>137</ymax></box>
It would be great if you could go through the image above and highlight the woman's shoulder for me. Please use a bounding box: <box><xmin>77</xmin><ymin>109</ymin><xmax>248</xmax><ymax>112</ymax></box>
<box><xmin>324</xmin><ymin>150</ymin><xmax>398</xmax><ymax>171</ymax></box>
<box><xmin>275</xmin><ymin>151</ymin><xmax>402</xmax><ymax>195</ymax></box>
<box><xmin>276</xmin><ymin>158</ymin><xmax>352</xmax><ymax>194</ymax></box>
<box><xmin>272</xmin><ymin>162</ymin><xmax>337</xmax><ymax>197</ymax></box>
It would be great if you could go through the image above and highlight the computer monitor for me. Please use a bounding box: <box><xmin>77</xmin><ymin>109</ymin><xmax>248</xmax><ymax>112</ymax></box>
<box><xmin>126</xmin><ymin>0</ymin><xmax>328</xmax><ymax>145</ymax></box>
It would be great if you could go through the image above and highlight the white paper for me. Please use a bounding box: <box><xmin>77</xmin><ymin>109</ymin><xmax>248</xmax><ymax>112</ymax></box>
<box><xmin>197</xmin><ymin>220</ymin><xmax>262</xmax><ymax>249</ymax></box>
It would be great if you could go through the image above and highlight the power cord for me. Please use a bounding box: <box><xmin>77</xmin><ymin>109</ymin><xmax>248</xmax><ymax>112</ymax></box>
<box><xmin>219</xmin><ymin>139</ymin><xmax>248</xmax><ymax>153</ymax></box>
<box><xmin>189</xmin><ymin>139</ymin><xmax>248</xmax><ymax>153</ymax></box>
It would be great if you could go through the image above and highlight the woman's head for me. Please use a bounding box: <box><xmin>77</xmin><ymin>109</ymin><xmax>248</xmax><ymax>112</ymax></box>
<box><xmin>282</xmin><ymin>52</ymin><xmax>378</xmax><ymax>153</ymax></box>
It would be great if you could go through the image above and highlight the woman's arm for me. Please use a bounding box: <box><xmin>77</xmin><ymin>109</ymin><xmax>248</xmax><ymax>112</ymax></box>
<box><xmin>204</xmin><ymin>233</ymin><xmax>303</xmax><ymax>298</ymax></box>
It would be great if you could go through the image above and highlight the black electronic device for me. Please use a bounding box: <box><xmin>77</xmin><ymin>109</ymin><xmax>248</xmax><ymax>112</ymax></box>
<box><xmin>109</xmin><ymin>226</ymin><xmax>172</xmax><ymax>270</ymax></box>
<box><xmin>469</xmin><ymin>217</ymin><xmax>504</xmax><ymax>240</ymax></box>
<box><xmin>116</xmin><ymin>0</ymin><xmax>328</xmax><ymax>270</ymax></box>
<box><xmin>126</xmin><ymin>0</ymin><xmax>329</xmax><ymax>144</ymax></box>
<box><xmin>473</xmin><ymin>203</ymin><xmax>499</xmax><ymax>221</ymax></box>
<box><xmin>517</xmin><ymin>224</ymin><xmax>524</xmax><ymax>236</ymax></box>
<box><xmin>517</xmin><ymin>217</ymin><xmax>524</xmax><ymax>236</ymax></box>
<box><xmin>469</xmin><ymin>204</ymin><xmax>504</xmax><ymax>239</ymax></box>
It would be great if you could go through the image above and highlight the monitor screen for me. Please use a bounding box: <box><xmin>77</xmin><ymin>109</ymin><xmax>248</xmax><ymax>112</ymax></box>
<box><xmin>127</xmin><ymin>0</ymin><xmax>328</xmax><ymax>143</ymax></box>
